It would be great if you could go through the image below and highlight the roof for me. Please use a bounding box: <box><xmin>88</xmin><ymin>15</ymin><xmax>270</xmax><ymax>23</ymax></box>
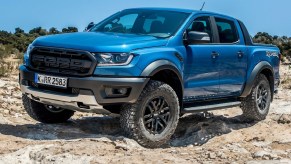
<box><xmin>124</xmin><ymin>7</ymin><xmax>198</xmax><ymax>14</ymax></box>
<box><xmin>123</xmin><ymin>7</ymin><xmax>235</xmax><ymax>20</ymax></box>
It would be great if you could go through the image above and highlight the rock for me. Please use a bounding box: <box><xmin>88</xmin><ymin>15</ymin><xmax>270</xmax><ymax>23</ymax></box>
<box><xmin>0</xmin><ymin>102</ymin><xmax>8</xmax><ymax>109</ymax></box>
<box><xmin>262</xmin><ymin>155</ymin><xmax>270</xmax><ymax>160</ymax></box>
<box><xmin>228</xmin><ymin>143</ymin><xmax>249</xmax><ymax>154</ymax></box>
<box><xmin>253</xmin><ymin>150</ymin><xmax>280</xmax><ymax>160</ymax></box>
<box><xmin>121</xmin><ymin>138</ymin><xmax>141</xmax><ymax>149</ymax></box>
<box><xmin>6</xmin><ymin>86</ymin><xmax>16</xmax><ymax>91</ymax></box>
<box><xmin>0</xmin><ymin>97</ymin><xmax>5</xmax><ymax>103</ymax></box>
<box><xmin>278</xmin><ymin>138</ymin><xmax>291</xmax><ymax>144</ymax></box>
<box><xmin>1</xmin><ymin>97</ymin><xmax>14</xmax><ymax>104</ymax></box>
<box><xmin>217</xmin><ymin>152</ymin><xmax>227</xmax><ymax>159</ymax></box>
<box><xmin>9</xmin><ymin>111</ymin><xmax>15</xmax><ymax>115</ymax></box>
<box><xmin>9</xmin><ymin>82</ymin><xmax>19</xmax><ymax>87</ymax></box>
<box><xmin>8</xmin><ymin>105</ymin><xmax>20</xmax><ymax>111</ymax></box>
<box><xmin>269</xmin><ymin>153</ymin><xmax>279</xmax><ymax>159</ymax></box>
<box><xmin>13</xmin><ymin>113</ymin><xmax>22</xmax><ymax>118</ymax></box>
<box><xmin>3</xmin><ymin>110</ymin><xmax>9</xmax><ymax>114</ymax></box>
<box><xmin>180</xmin><ymin>152</ymin><xmax>189</xmax><ymax>155</ymax></box>
<box><xmin>272</xmin><ymin>149</ymin><xmax>287</xmax><ymax>156</ymax></box>
<box><xmin>252</xmin><ymin>141</ymin><xmax>271</xmax><ymax>147</ymax></box>
<box><xmin>208</xmin><ymin>152</ymin><xmax>216</xmax><ymax>159</ymax></box>
<box><xmin>220</xmin><ymin>153</ymin><xmax>227</xmax><ymax>159</ymax></box>
<box><xmin>0</xmin><ymin>80</ymin><xmax>6</xmax><ymax>87</ymax></box>
<box><xmin>187</xmin><ymin>145</ymin><xmax>194</xmax><ymax>148</ymax></box>
<box><xmin>246</xmin><ymin>136</ymin><xmax>265</xmax><ymax>142</ymax></box>
<box><xmin>113</xmin><ymin>138</ymin><xmax>142</xmax><ymax>151</ymax></box>
<box><xmin>91</xmin><ymin>137</ymin><xmax>112</xmax><ymax>143</ymax></box>
<box><xmin>278</xmin><ymin>114</ymin><xmax>291</xmax><ymax>124</ymax></box>
<box><xmin>169</xmin><ymin>149</ymin><xmax>178</xmax><ymax>154</ymax></box>
<box><xmin>114</xmin><ymin>142</ymin><xmax>129</xmax><ymax>151</ymax></box>
<box><xmin>253</xmin><ymin>150</ymin><xmax>270</xmax><ymax>158</ymax></box>
<box><xmin>13</xmin><ymin>92</ymin><xmax>22</xmax><ymax>99</ymax></box>
<box><xmin>247</xmin><ymin>159</ymin><xmax>291</xmax><ymax>164</ymax></box>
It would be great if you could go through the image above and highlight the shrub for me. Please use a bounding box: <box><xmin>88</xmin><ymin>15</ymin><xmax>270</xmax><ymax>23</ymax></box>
<box><xmin>0</xmin><ymin>61</ymin><xmax>13</xmax><ymax>77</ymax></box>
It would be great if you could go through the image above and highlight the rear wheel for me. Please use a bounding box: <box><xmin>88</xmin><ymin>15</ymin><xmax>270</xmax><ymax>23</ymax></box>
<box><xmin>120</xmin><ymin>80</ymin><xmax>179</xmax><ymax>148</ymax></box>
<box><xmin>22</xmin><ymin>95</ymin><xmax>74</xmax><ymax>123</ymax></box>
<box><xmin>241</xmin><ymin>74</ymin><xmax>271</xmax><ymax>121</ymax></box>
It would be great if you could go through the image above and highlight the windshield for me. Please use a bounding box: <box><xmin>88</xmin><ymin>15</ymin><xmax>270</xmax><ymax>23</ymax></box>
<box><xmin>90</xmin><ymin>9</ymin><xmax>190</xmax><ymax>38</ymax></box>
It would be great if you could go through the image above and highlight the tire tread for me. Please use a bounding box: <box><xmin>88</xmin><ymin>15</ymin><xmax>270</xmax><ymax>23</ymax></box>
<box><xmin>22</xmin><ymin>95</ymin><xmax>74</xmax><ymax>123</ymax></box>
<box><xmin>241</xmin><ymin>74</ymin><xmax>271</xmax><ymax>121</ymax></box>
<box><xmin>120</xmin><ymin>80</ymin><xmax>179</xmax><ymax>148</ymax></box>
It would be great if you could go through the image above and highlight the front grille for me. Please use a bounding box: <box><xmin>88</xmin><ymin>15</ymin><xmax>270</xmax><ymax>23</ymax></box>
<box><xmin>29</xmin><ymin>47</ymin><xmax>97</xmax><ymax>76</ymax></box>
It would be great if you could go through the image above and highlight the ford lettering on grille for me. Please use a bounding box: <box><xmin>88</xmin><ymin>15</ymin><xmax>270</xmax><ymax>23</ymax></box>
<box><xmin>29</xmin><ymin>47</ymin><xmax>96</xmax><ymax>76</ymax></box>
<box><xmin>32</xmin><ymin>55</ymin><xmax>92</xmax><ymax>70</ymax></box>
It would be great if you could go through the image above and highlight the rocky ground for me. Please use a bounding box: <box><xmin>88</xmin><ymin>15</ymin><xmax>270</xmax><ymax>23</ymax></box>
<box><xmin>0</xmin><ymin>64</ymin><xmax>290</xmax><ymax>164</ymax></box>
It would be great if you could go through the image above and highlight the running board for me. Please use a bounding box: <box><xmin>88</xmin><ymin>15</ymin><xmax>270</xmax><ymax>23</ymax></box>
<box><xmin>182</xmin><ymin>101</ymin><xmax>241</xmax><ymax>113</ymax></box>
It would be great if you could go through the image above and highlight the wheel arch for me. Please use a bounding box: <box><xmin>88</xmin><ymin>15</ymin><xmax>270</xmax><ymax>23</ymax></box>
<box><xmin>141</xmin><ymin>60</ymin><xmax>183</xmax><ymax>108</ymax></box>
<box><xmin>241</xmin><ymin>61</ymin><xmax>274</xmax><ymax>100</ymax></box>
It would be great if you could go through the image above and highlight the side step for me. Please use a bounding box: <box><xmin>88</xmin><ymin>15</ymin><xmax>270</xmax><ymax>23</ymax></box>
<box><xmin>182</xmin><ymin>101</ymin><xmax>241</xmax><ymax>113</ymax></box>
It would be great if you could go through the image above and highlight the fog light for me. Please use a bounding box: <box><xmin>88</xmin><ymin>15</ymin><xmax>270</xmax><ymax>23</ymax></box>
<box><xmin>105</xmin><ymin>87</ymin><xmax>130</xmax><ymax>98</ymax></box>
<box><xmin>117</xmin><ymin>88</ymin><xmax>127</xmax><ymax>94</ymax></box>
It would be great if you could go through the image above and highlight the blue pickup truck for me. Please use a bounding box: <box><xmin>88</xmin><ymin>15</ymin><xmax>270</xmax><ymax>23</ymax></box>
<box><xmin>19</xmin><ymin>8</ymin><xmax>280</xmax><ymax>147</ymax></box>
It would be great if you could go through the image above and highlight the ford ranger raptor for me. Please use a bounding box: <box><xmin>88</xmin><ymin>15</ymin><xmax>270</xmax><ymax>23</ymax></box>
<box><xmin>19</xmin><ymin>8</ymin><xmax>281</xmax><ymax>148</ymax></box>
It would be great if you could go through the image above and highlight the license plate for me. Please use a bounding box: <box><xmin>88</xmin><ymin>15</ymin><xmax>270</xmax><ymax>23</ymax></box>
<box><xmin>35</xmin><ymin>74</ymin><xmax>67</xmax><ymax>88</ymax></box>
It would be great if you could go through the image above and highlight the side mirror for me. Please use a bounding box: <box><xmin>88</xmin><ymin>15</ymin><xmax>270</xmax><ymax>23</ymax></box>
<box><xmin>84</xmin><ymin>22</ymin><xmax>95</xmax><ymax>32</ymax></box>
<box><xmin>186</xmin><ymin>31</ymin><xmax>210</xmax><ymax>44</ymax></box>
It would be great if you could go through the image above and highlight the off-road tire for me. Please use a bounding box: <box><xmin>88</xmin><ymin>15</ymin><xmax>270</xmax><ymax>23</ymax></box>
<box><xmin>103</xmin><ymin>105</ymin><xmax>122</xmax><ymax>114</ymax></box>
<box><xmin>22</xmin><ymin>95</ymin><xmax>74</xmax><ymax>123</ymax></box>
<box><xmin>120</xmin><ymin>80</ymin><xmax>180</xmax><ymax>148</ymax></box>
<box><xmin>241</xmin><ymin>74</ymin><xmax>271</xmax><ymax>121</ymax></box>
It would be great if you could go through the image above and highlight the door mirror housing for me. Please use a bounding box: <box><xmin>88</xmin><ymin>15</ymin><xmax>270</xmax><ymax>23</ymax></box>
<box><xmin>84</xmin><ymin>22</ymin><xmax>95</xmax><ymax>32</ymax></box>
<box><xmin>186</xmin><ymin>31</ymin><xmax>210</xmax><ymax>44</ymax></box>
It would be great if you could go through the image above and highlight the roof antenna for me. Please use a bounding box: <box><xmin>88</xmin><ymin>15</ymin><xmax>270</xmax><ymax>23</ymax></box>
<box><xmin>200</xmin><ymin>2</ymin><xmax>205</xmax><ymax>11</ymax></box>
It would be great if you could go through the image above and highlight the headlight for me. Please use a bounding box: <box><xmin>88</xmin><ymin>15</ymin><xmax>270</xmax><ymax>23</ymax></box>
<box><xmin>26</xmin><ymin>44</ymin><xmax>34</xmax><ymax>55</ymax></box>
<box><xmin>24</xmin><ymin>44</ymin><xmax>34</xmax><ymax>65</ymax></box>
<box><xmin>94</xmin><ymin>53</ymin><xmax>134</xmax><ymax>66</ymax></box>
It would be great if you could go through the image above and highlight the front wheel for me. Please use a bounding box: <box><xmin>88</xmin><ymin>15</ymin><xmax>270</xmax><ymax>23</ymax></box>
<box><xmin>120</xmin><ymin>80</ymin><xmax>179</xmax><ymax>148</ymax></box>
<box><xmin>241</xmin><ymin>74</ymin><xmax>272</xmax><ymax>121</ymax></box>
<box><xmin>22</xmin><ymin>95</ymin><xmax>75</xmax><ymax>123</ymax></box>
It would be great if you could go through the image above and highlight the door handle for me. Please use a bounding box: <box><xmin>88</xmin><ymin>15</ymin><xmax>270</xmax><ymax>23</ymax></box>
<box><xmin>237</xmin><ymin>51</ymin><xmax>244</xmax><ymax>58</ymax></box>
<box><xmin>211</xmin><ymin>52</ymin><xmax>220</xmax><ymax>59</ymax></box>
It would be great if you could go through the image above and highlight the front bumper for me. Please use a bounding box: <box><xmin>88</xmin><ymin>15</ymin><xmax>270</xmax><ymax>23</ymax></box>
<box><xmin>19</xmin><ymin>65</ymin><xmax>149</xmax><ymax>112</ymax></box>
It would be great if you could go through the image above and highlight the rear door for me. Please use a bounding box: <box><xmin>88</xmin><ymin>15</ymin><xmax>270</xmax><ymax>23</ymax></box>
<box><xmin>213</xmin><ymin>17</ymin><xmax>248</xmax><ymax>97</ymax></box>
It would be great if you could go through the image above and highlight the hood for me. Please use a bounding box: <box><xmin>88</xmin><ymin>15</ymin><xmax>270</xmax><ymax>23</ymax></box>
<box><xmin>32</xmin><ymin>32</ymin><xmax>168</xmax><ymax>52</ymax></box>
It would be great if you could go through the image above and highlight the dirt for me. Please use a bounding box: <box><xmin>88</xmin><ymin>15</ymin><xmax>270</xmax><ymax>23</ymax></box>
<box><xmin>0</xmin><ymin>64</ymin><xmax>290</xmax><ymax>163</ymax></box>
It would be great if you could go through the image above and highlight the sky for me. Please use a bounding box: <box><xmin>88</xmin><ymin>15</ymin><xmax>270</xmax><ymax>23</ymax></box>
<box><xmin>0</xmin><ymin>0</ymin><xmax>290</xmax><ymax>36</ymax></box>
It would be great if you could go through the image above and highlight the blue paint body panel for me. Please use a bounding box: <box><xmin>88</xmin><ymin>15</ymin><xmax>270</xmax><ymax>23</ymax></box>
<box><xmin>26</xmin><ymin>8</ymin><xmax>280</xmax><ymax>102</ymax></box>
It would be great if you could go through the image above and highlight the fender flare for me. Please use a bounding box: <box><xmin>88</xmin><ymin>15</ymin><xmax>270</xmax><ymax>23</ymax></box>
<box><xmin>141</xmin><ymin>60</ymin><xmax>184</xmax><ymax>104</ymax></box>
<box><xmin>240</xmin><ymin>61</ymin><xmax>274</xmax><ymax>97</ymax></box>
<box><xmin>141</xmin><ymin>60</ymin><xmax>183</xmax><ymax>82</ymax></box>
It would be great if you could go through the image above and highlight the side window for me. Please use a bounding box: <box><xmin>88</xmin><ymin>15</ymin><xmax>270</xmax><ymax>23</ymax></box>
<box><xmin>215</xmin><ymin>18</ymin><xmax>239</xmax><ymax>43</ymax></box>
<box><xmin>187</xmin><ymin>16</ymin><xmax>213</xmax><ymax>43</ymax></box>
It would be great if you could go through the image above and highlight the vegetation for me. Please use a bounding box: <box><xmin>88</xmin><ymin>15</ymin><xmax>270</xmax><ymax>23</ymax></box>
<box><xmin>253</xmin><ymin>32</ymin><xmax>291</xmax><ymax>61</ymax></box>
<box><xmin>0</xmin><ymin>26</ymin><xmax>78</xmax><ymax>76</ymax></box>
<box><xmin>0</xmin><ymin>26</ymin><xmax>290</xmax><ymax>76</ymax></box>
<box><xmin>0</xmin><ymin>27</ymin><xmax>290</xmax><ymax>60</ymax></box>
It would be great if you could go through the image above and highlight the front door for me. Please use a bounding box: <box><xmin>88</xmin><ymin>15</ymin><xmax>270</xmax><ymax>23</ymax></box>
<box><xmin>184</xmin><ymin>16</ymin><xmax>220</xmax><ymax>101</ymax></box>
